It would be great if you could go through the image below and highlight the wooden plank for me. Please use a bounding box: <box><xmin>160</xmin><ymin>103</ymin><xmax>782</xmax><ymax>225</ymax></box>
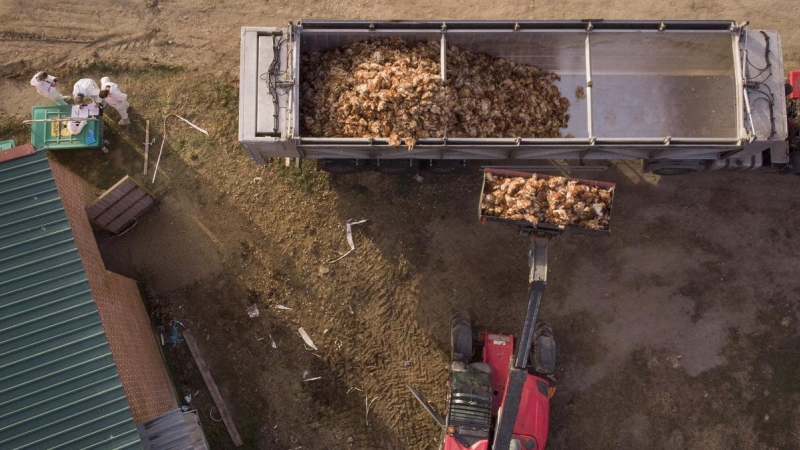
<box><xmin>86</xmin><ymin>176</ymin><xmax>136</xmax><ymax>217</ymax></box>
<box><xmin>93</xmin><ymin>189</ymin><xmax>147</xmax><ymax>226</ymax></box>
<box><xmin>87</xmin><ymin>188</ymin><xmax>128</xmax><ymax>217</ymax></box>
<box><xmin>87</xmin><ymin>175</ymin><xmax>159</xmax><ymax>233</ymax></box>
<box><xmin>106</xmin><ymin>196</ymin><xmax>155</xmax><ymax>233</ymax></box>
<box><xmin>183</xmin><ymin>330</ymin><xmax>243</xmax><ymax>447</ymax></box>
<box><xmin>143</xmin><ymin>120</ymin><xmax>150</xmax><ymax>175</ymax></box>
<box><xmin>183</xmin><ymin>411</ymin><xmax>210</xmax><ymax>450</ymax></box>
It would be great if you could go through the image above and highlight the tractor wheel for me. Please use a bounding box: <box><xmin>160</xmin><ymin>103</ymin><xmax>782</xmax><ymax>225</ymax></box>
<box><xmin>451</xmin><ymin>311</ymin><xmax>473</xmax><ymax>363</ymax></box>
<box><xmin>530</xmin><ymin>322</ymin><xmax>556</xmax><ymax>377</ymax></box>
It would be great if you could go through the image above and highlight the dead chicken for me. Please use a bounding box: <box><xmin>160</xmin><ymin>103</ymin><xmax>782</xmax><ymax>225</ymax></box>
<box><xmin>300</xmin><ymin>38</ymin><xmax>570</xmax><ymax>148</ymax></box>
<box><xmin>481</xmin><ymin>173</ymin><xmax>613</xmax><ymax>230</ymax></box>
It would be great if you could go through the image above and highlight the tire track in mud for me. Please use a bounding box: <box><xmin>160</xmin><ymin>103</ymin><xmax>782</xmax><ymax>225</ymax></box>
<box><xmin>96</xmin><ymin>30</ymin><xmax>163</xmax><ymax>54</ymax></box>
<box><xmin>125</xmin><ymin>96</ymin><xmax>449</xmax><ymax>447</ymax></box>
<box><xmin>0</xmin><ymin>31</ymin><xmax>94</xmax><ymax>44</ymax></box>
<box><xmin>300</xmin><ymin>246</ymin><xmax>448</xmax><ymax>448</ymax></box>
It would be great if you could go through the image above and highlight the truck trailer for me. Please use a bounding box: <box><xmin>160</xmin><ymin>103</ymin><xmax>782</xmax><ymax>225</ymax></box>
<box><xmin>239</xmin><ymin>20</ymin><xmax>793</xmax><ymax>175</ymax></box>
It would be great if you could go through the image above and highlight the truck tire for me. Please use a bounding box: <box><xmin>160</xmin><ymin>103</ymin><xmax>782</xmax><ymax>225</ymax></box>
<box><xmin>372</xmin><ymin>159</ymin><xmax>419</xmax><ymax>174</ymax></box>
<box><xmin>320</xmin><ymin>159</ymin><xmax>367</xmax><ymax>174</ymax></box>
<box><xmin>644</xmin><ymin>159</ymin><xmax>702</xmax><ymax>175</ymax></box>
<box><xmin>651</xmin><ymin>167</ymin><xmax>695</xmax><ymax>176</ymax></box>
<box><xmin>424</xmin><ymin>160</ymin><xmax>466</xmax><ymax>174</ymax></box>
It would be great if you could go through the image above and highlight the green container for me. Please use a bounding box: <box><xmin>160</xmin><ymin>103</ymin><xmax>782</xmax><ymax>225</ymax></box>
<box><xmin>30</xmin><ymin>105</ymin><xmax>103</xmax><ymax>150</ymax></box>
<box><xmin>0</xmin><ymin>140</ymin><xmax>15</xmax><ymax>151</ymax></box>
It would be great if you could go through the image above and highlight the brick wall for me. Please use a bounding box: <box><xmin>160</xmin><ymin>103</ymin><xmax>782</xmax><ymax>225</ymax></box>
<box><xmin>49</xmin><ymin>159</ymin><xmax>178</xmax><ymax>423</ymax></box>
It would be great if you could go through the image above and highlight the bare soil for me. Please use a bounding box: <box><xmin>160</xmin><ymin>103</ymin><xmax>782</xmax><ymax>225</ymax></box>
<box><xmin>3</xmin><ymin>2</ymin><xmax>800</xmax><ymax>449</ymax></box>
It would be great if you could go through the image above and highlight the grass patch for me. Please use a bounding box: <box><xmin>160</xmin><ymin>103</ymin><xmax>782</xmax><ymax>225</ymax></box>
<box><xmin>0</xmin><ymin>119</ymin><xmax>28</xmax><ymax>145</ymax></box>
<box><xmin>128</xmin><ymin>63</ymin><xmax>185</xmax><ymax>79</ymax></box>
<box><xmin>272</xmin><ymin>158</ymin><xmax>329</xmax><ymax>195</ymax></box>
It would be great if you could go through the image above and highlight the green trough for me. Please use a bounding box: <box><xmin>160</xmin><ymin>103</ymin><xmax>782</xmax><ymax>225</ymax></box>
<box><xmin>30</xmin><ymin>105</ymin><xmax>103</xmax><ymax>150</ymax></box>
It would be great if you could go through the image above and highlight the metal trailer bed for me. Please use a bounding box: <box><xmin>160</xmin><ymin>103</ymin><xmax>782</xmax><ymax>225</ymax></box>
<box><xmin>239</xmin><ymin>20</ymin><xmax>789</xmax><ymax>174</ymax></box>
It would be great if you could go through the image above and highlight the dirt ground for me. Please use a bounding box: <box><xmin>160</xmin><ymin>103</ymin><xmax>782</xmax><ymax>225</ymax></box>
<box><xmin>3</xmin><ymin>2</ymin><xmax>800</xmax><ymax>449</ymax></box>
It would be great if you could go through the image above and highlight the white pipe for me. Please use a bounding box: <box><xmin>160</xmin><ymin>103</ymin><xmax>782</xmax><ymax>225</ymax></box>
<box><xmin>584</xmin><ymin>33</ymin><xmax>594</xmax><ymax>140</ymax></box>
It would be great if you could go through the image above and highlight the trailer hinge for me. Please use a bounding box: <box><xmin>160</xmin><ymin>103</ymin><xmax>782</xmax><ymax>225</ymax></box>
<box><xmin>514</xmin><ymin>22</ymin><xmax>520</xmax><ymax>31</ymax></box>
<box><xmin>663</xmin><ymin>136</ymin><xmax>672</xmax><ymax>145</ymax></box>
<box><xmin>368</xmin><ymin>22</ymin><xmax>375</xmax><ymax>30</ymax></box>
<box><xmin>441</xmin><ymin>22</ymin><xmax>447</xmax><ymax>31</ymax></box>
<box><xmin>586</xmin><ymin>22</ymin><xmax>594</xmax><ymax>32</ymax></box>
<box><xmin>658</xmin><ymin>22</ymin><xmax>666</xmax><ymax>32</ymax></box>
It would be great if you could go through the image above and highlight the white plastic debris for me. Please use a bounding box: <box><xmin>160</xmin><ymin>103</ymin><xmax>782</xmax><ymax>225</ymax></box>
<box><xmin>246</xmin><ymin>304</ymin><xmax>260</xmax><ymax>318</ymax></box>
<box><xmin>327</xmin><ymin>219</ymin><xmax>368</xmax><ymax>264</ymax></box>
<box><xmin>301</xmin><ymin>369</ymin><xmax>322</xmax><ymax>382</ymax></box>
<box><xmin>275</xmin><ymin>304</ymin><xmax>292</xmax><ymax>310</ymax></box>
<box><xmin>269</xmin><ymin>334</ymin><xmax>277</xmax><ymax>349</ymax></box>
<box><xmin>152</xmin><ymin>114</ymin><xmax>209</xmax><ymax>183</ymax></box>
<box><xmin>414</xmin><ymin>174</ymin><xmax>424</xmax><ymax>183</ymax></box>
<box><xmin>298</xmin><ymin>327</ymin><xmax>318</xmax><ymax>350</ymax></box>
<box><xmin>184</xmin><ymin>394</ymin><xmax>192</xmax><ymax>403</ymax></box>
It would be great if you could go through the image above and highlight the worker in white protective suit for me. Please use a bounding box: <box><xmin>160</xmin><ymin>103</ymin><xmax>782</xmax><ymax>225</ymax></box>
<box><xmin>99</xmin><ymin>77</ymin><xmax>130</xmax><ymax>126</ymax></box>
<box><xmin>72</xmin><ymin>78</ymin><xmax>102</xmax><ymax>105</ymax></box>
<box><xmin>30</xmin><ymin>71</ymin><xmax>68</xmax><ymax>105</ymax></box>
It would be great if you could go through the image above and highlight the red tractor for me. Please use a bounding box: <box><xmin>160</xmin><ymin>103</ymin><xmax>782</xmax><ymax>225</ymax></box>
<box><xmin>410</xmin><ymin>236</ymin><xmax>557</xmax><ymax>450</ymax></box>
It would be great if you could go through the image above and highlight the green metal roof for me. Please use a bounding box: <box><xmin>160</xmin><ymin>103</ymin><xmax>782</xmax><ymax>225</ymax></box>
<box><xmin>0</xmin><ymin>149</ymin><xmax>141</xmax><ymax>449</ymax></box>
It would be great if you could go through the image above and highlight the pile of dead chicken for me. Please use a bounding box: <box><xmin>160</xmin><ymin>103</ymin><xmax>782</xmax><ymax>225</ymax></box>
<box><xmin>300</xmin><ymin>38</ymin><xmax>570</xmax><ymax>148</ymax></box>
<box><xmin>481</xmin><ymin>173</ymin><xmax>613</xmax><ymax>230</ymax></box>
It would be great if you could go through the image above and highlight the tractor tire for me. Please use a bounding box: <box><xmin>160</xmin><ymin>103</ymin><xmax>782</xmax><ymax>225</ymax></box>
<box><xmin>531</xmin><ymin>322</ymin><xmax>556</xmax><ymax>376</ymax></box>
<box><xmin>451</xmin><ymin>311</ymin><xmax>473</xmax><ymax>364</ymax></box>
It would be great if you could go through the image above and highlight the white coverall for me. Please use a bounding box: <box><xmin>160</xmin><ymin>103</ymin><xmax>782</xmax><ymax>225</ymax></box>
<box><xmin>72</xmin><ymin>78</ymin><xmax>101</xmax><ymax>104</ymax></box>
<box><xmin>100</xmin><ymin>77</ymin><xmax>130</xmax><ymax>125</ymax></box>
<box><xmin>30</xmin><ymin>71</ymin><xmax>66</xmax><ymax>105</ymax></box>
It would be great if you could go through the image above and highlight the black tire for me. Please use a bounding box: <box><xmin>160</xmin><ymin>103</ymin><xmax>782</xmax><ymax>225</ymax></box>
<box><xmin>424</xmin><ymin>160</ymin><xmax>465</xmax><ymax>174</ymax></box>
<box><xmin>451</xmin><ymin>311</ymin><xmax>473</xmax><ymax>363</ymax></box>
<box><xmin>644</xmin><ymin>159</ymin><xmax>701</xmax><ymax>176</ymax></box>
<box><xmin>530</xmin><ymin>322</ymin><xmax>556</xmax><ymax>376</ymax></box>
<box><xmin>320</xmin><ymin>159</ymin><xmax>366</xmax><ymax>174</ymax></box>
<box><xmin>372</xmin><ymin>159</ymin><xmax>419</xmax><ymax>174</ymax></box>
<box><xmin>652</xmin><ymin>167</ymin><xmax>695</xmax><ymax>176</ymax></box>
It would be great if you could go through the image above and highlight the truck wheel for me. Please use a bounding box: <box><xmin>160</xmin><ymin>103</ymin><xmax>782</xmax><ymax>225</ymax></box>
<box><xmin>644</xmin><ymin>159</ymin><xmax>702</xmax><ymax>176</ymax></box>
<box><xmin>651</xmin><ymin>167</ymin><xmax>695</xmax><ymax>176</ymax></box>
<box><xmin>424</xmin><ymin>160</ymin><xmax>466</xmax><ymax>174</ymax></box>
<box><xmin>451</xmin><ymin>311</ymin><xmax>473</xmax><ymax>363</ymax></box>
<box><xmin>320</xmin><ymin>159</ymin><xmax>367</xmax><ymax>174</ymax></box>
<box><xmin>372</xmin><ymin>159</ymin><xmax>419</xmax><ymax>174</ymax></box>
